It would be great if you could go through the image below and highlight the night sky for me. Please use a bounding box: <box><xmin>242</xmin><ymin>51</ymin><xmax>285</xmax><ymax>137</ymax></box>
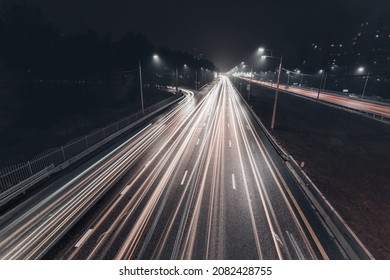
<box><xmin>30</xmin><ymin>0</ymin><xmax>390</xmax><ymax>71</ymax></box>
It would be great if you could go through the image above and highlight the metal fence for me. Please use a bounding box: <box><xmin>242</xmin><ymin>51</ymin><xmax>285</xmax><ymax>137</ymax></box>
<box><xmin>0</xmin><ymin>94</ymin><xmax>181</xmax><ymax>193</ymax></box>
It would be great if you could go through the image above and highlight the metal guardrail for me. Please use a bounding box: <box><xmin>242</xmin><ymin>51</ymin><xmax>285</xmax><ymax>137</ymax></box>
<box><xmin>0</xmin><ymin>94</ymin><xmax>183</xmax><ymax>199</ymax></box>
<box><xmin>0</xmin><ymin>164</ymin><xmax>54</xmax><ymax>207</ymax></box>
<box><xmin>286</xmin><ymin>156</ymin><xmax>374</xmax><ymax>260</ymax></box>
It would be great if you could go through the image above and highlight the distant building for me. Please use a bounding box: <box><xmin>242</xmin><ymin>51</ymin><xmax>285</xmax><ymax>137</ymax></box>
<box><xmin>303</xmin><ymin>18</ymin><xmax>390</xmax><ymax>78</ymax></box>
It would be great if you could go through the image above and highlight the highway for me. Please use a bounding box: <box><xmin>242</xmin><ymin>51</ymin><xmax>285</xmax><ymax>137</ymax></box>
<box><xmin>242</xmin><ymin>77</ymin><xmax>390</xmax><ymax>119</ymax></box>
<box><xmin>0</xmin><ymin>76</ymin><xmax>349</xmax><ymax>259</ymax></box>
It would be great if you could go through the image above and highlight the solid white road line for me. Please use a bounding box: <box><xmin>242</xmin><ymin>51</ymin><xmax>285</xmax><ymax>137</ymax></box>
<box><xmin>180</xmin><ymin>170</ymin><xmax>188</xmax><ymax>186</ymax></box>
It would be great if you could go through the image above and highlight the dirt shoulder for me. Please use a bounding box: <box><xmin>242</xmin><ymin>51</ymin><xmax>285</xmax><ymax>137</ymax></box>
<box><xmin>238</xmin><ymin>80</ymin><xmax>390</xmax><ymax>259</ymax></box>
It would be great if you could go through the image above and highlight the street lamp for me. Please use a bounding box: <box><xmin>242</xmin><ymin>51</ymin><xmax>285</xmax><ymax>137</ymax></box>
<box><xmin>139</xmin><ymin>54</ymin><xmax>159</xmax><ymax>114</ymax></box>
<box><xmin>259</xmin><ymin>47</ymin><xmax>283</xmax><ymax>129</ymax></box>
<box><xmin>357</xmin><ymin>67</ymin><xmax>370</xmax><ymax>98</ymax></box>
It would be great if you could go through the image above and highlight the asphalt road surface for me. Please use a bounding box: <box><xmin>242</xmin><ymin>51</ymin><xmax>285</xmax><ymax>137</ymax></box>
<box><xmin>0</xmin><ymin>76</ymin><xmax>349</xmax><ymax>259</ymax></box>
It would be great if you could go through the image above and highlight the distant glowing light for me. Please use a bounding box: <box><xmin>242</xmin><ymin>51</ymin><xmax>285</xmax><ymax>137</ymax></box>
<box><xmin>258</xmin><ymin>47</ymin><xmax>265</xmax><ymax>53</ymax></box>
<box><xmin>153</xmin><ymin>54</ymin><xmax>159</xmax><ymax>60</ymax></box>
<box><xmin>357</xmin><ymin>67</ymin><xmax>365</xmax><ymax>73</ymax></box>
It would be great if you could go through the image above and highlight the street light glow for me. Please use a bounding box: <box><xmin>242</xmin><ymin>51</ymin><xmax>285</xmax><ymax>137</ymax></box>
<box><xmin>357</xmin><ymin>66</ymin><xmax>365</xmax><ymax>73</ymax></box>
<box><xmin>153</xmin><ymin>54</ymin><xmax>159</xmax><ymax>60</ymax></box>
<box><xmin>258</xmin><ymin>47</ymin><xmax>265</xmax><ymax>53</ymax></box>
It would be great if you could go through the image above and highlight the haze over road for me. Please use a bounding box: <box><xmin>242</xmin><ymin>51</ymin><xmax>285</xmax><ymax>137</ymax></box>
<box><xmin>0</xmin><ymin>77</ymin><xmax>348</xmax><ymax>260</ymax></box>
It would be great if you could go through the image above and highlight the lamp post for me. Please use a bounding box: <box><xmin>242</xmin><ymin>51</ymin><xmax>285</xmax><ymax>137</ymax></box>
<box><xmin>357</xmin><ymin>67</ymin><xmax>370</xmax><ymax>98</ymax></box>
<box><xmin>272</xmin><ymin>56</ymin><xmax>283</xmax><ymax>129</ymax></box>
<box><xmin>138</xmin><ymin>59</ymin><xmax>145</xmax><ymax>114</ymax></box>
<box><xmin>259</xmin><ymin>48</ymin><xmax>283</xmax><ymax>130</ymax></box>
<box><xmin>139</xmin><ymin>54</ymin><xmax>159</xmax><ymax>114</ymax></box>
<box><xmin>317</xmin><ymin>70</ymin><xmax>324</xmax><ymax>100</ymax></box>
<box><xmin>248</xmin><ymin>68</ymin><xmax>253</xmax><ymax>100</ymax></box>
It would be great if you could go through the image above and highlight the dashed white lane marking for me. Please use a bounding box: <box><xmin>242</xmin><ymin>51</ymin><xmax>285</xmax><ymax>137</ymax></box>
<box><xmin>181</xmin><ymin>170</ymin><xmax>188</xmax><ymax>186</ymax></box>
<box><xmin>75</xmin><ymin>229</ymin><xmax>93</xmax><ymax>248</ymax></box>
<box><xmin>232</xmin><ymin>173</ymin><xmax>236</xmax><ymax>190</ymax></box>
<box><xmin>196</xmin><ymin>138</ymin><xmax>200</xmax><ymax>146</ymax></box>
<box><xmin>120</xmin><ymin>185</ymin><xmax>132</xmax><ymax>195</ymax></box>
<box><xmin>229</xmin><ymin>140</ymin><xmax>232</xmax><ymax>147</ymax></box>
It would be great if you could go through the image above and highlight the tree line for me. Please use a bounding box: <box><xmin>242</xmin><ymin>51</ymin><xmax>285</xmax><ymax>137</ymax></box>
<box><xmin>0</xmin><ymin>1</ymin><xmax>216</xmax><ymax>82</ymax></box>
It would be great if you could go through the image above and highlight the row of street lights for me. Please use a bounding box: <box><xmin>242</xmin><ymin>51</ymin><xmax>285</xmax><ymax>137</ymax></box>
<box><xmin>233</xmin><ymin>47</ymin><xmax>372</xmax><ymax>129</ymax></box>
<box><xmin>138</xmin><ymin>55</ymin><xmax>212</xmax><ymax>114</ymax></box>
<box><xmin>258</xmin><ymin>47</ymin><xmax>283</xmax><ymax>130</ymax></box>
<box><xmin>138</xmin><ymin>54</ymin><xmax>160</xmax><ymax>114</ymax></box>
